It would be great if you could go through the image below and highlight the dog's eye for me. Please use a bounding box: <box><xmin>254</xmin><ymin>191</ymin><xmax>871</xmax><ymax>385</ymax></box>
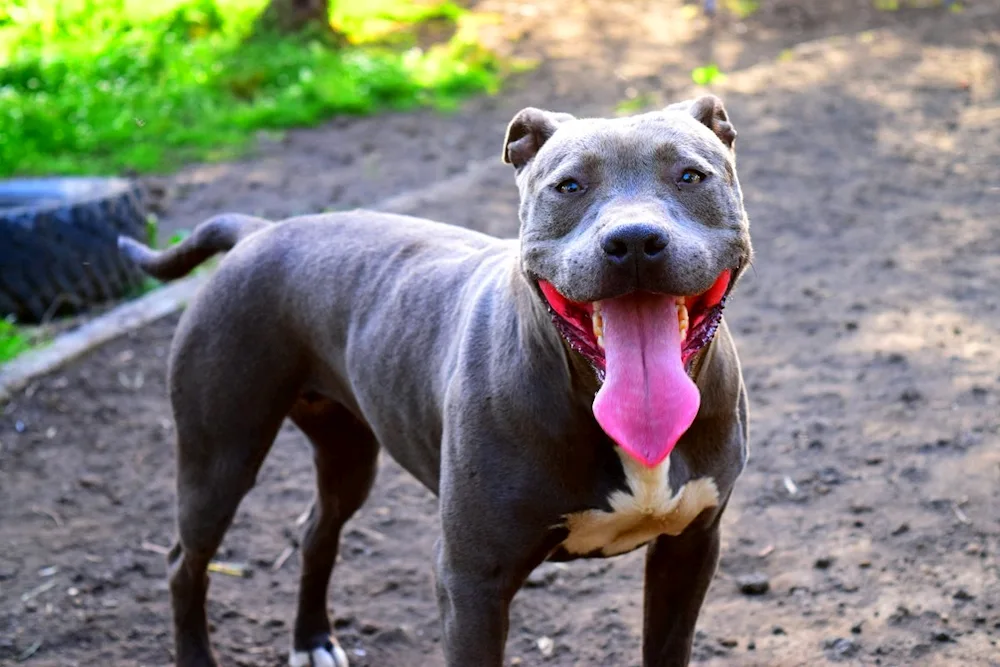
<box><xmin>556</xmin><ymin>178</ymin><xmax>584</xmax><ymax>194</ymax></box>
<box><xmin>679</xmin><ymin>169</ymin><xmax>705</xmax><ymax>185</ymax></box>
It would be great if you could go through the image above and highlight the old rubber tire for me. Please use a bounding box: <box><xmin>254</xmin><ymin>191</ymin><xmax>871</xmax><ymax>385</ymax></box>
<box><xmin>0</xmin><ymin>178</ymin><xmax>148</xmax><ymax>323</ymax></box>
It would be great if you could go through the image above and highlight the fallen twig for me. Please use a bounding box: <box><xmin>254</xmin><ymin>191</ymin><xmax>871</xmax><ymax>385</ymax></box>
<box><xmin>141</xmin><ymin>541</ymin><xmax>171</xmax><ymax>556</ymax></box>
<box><xmin>295</xmin><ymin>504</ymin><xmax>314</xmax><ymax>527</ymax></box>
<box><xmin>952</xmin><ymin>503</ymin><xmax>971</xmax><ymax>525</ymax></box>
<box><xmin>30</xmin><ymin>506</ymin><xmax>63</xmax><ymax>527</ymax></box>
<box><xmin>272</xmin><ymin>545</ymin><xmax>297</xmax><ymax>572</ymax></box>
<box><xmin>20</xmin><ymin>579</ymin><xmax>57</xmax><ymax>602</ymax></box>
<box><xmin>17</xmin><ymin>640</ymin><xmax>42</xmax><ymax>662</ymax></box>
<box><xmin>208</xmin><ymin>561</ymin><xmax>251</xmax><ymax>578</ymax></box>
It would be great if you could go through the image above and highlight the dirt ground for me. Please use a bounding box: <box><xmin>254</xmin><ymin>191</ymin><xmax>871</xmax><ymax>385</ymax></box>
<box><xmin>2</xmin><ymin>1</ymin><xmax>1000</xmax><ymax>665</ymax></box>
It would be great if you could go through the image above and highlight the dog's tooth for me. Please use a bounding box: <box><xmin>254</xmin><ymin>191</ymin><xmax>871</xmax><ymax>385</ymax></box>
<box><xmin>592</xmin><ymin>307</ymin><xmax>604</xmax><ymax>340</ymax></box>
<box><xmin>677</xmin><ymin>301</ymin><xmax>689</xmax><ymax>341</ymax></box>
<box><xmin>597</xmin><ymin>333</ymin><xmax>605</xmax><ymax>349</ymax></box>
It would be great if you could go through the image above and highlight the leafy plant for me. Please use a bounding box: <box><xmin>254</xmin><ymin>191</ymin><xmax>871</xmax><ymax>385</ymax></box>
<box><xmin>691</xmin><ymin>64</ymin><xmax>726</xmax><ymax>86</ymax></box>
<box><xmin>0</xmin><ymin>0</ymin><xmax>509</xmax><ymax>177</ymax></box>
<box><xmin>724</xmin><ymin>0</ymin><xmax>759</xmax><ymax>18</ymax></box>
<box><xmin>0</xmin><ymin>318</ymin><xmax>31</xmax><ymax>363</ymax></box>
<box><xmin>615</xmin><ymin>92</ymin><xmax>655</xmax><ymax>116</ymax></box>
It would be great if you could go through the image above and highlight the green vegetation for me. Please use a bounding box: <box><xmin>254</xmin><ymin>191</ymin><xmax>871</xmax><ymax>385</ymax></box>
<box><xmin>614</xmin><ymin>92</ymin><xmax>656</xmax><ymax>116</ymax></box>
<box><xmin>0</xmin><ymin>317</ymin><xmax>31</xmax><ymax>363</ymax></box>
<box><xmin>691</xmin><ymin>64</ymin><xmax>726</xmax><ymax>86</ymax></box>
<box><xmin>873</xmin><ymin>0</ymin><xmax>962</xmax><ymax>10</ymax></box>
<box><xmin>0</xmin><ymin>0</ymin><xmax>508</xmax><ymax>177</ymax></box>
<box><xmin>723</xmin><ymin>0</ymin><xmax>759</xmax><ymax>18</ymax></box>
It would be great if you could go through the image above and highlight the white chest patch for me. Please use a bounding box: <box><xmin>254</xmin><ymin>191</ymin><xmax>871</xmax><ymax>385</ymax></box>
<box><xmin>560</xmin><ymin>450</ymin><xmax>720</xmax><ymax>557</ymax></box>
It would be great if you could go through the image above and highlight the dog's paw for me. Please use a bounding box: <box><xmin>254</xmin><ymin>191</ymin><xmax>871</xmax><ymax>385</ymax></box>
<box><xmin>289</xmin><ymin>637</ymin><xmax>349</xmax><ymax>667</ymax></box>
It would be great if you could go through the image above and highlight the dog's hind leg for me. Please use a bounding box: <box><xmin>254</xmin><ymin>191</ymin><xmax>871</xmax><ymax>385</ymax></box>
<box><xmin>168</xmin><ymin>409</ymin><xmax>289</xmax><ymax>667</ymax></box>
<box><xmin>287</xmin><ymin>396</ymin><xmax>380</xmax><ymax>667</ymax></box>
<box><xmin>166</xmin><ymin>324</ymin><xmax>300</xmax><ymax>667</ymax></box>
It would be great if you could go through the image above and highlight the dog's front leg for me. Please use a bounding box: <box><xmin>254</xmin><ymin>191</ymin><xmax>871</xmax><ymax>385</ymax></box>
<box><xmin>433</xmin><ymin>461</ymin><xmax>556</xmax><ymax>667</ymax></box>
<box><xmin>642</xmin><ymin>521</ymin><xmax>722</xmax><ymax>666</ymax></box>
<box><xmin>434</xmin><ymin>523</ymin><xmax>552</xmax><ymax>667</ymax></box>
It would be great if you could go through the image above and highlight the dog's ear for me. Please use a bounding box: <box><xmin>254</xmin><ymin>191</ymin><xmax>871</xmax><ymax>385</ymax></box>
<box><xmin>668</xmin><ymin>95</ymin><xmax>737</xmax><ymax>150</ymax></box>
<box><xmin>502</xmin><ymin>108</ymin><xmax>575</xmax><ymax>170</ymax></box>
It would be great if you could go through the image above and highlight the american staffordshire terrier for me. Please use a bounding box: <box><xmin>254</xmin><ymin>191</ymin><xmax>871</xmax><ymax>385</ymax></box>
<box><xmin>120</xmin><ymin>94</ymin><xmax>752</xmax><ymax>667</ymax></box>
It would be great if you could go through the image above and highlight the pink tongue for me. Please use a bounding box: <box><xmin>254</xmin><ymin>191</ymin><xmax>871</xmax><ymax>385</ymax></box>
<box><xmin>592</xmin><ymin>293</ymin><xmax>701</xmax><ymax>468</ymax></box>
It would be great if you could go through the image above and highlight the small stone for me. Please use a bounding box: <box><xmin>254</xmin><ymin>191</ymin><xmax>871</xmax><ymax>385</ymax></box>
<box><xmin>747</xmin><ymin>640</ymin><xmax>756</xmax><ymax>650</ymax></box>
<box><xmin>719</xmin><ymin>637</ymin><xmax>738</xmax><ymax>648</ymax></box>
<box><xmin>851</xmin><ymin>621</ymin><xmax>863</xmax><ymax>634</ymax></box>
<box><xmin>953</xmin><ymin>589</ymin><xmax>975</xmax><ymax>602</ymax></box>
<box><xmin>932</xmin><ymin>631</ymin><xmax>955</xmax><ymax>643</ymax></box>
<box><xmin>536</xmin><ymin>636</ymin><xmax>554</xmax><ymax>657</ymax></box>
<box><xmin>814</xmin><ymin>557</ymin><xmax>834</xmax><ymax>570</ymax></box>
<box><xmin>375</xmin><ymin>626</ymin><xmax>413</xmax><ymax>646</ymax></box>
<box><xmin>891</xmin><ymin>523</ymin><xmax>910</xmax><ymax>536</ymax></box>
<box><xmin>737</xmin><ymin>572</ymin><xmax>770</xmax><ymax>596</ymax></box>
<box><xmin>525</xmin><ymin>563</ymin><xmax>562</xmax><ymax>589</ymax></box>
<box><xmin>824</xmin><ymin>637</ymin><xmax>859</xmax><ymax>659</ymax></box>
<box><xmin>772</xmin><ymin>626</ymin><xmax>786</xmax><ymax>636</ymax></box>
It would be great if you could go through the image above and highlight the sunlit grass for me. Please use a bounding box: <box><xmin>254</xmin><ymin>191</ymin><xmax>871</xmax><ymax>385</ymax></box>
<box><xmin>0</xmin><ymin>318</ymin><xmax>31</xmax><ymax>363</ymax></box>
<box><xmin>0</xmin><ymin>0</ymin><xmax>507</xmax><ymax>177</ymax></box>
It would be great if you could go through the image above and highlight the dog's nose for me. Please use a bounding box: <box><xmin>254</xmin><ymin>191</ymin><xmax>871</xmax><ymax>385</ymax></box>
<box><xmin>601</xmin><ymin>224</ymin><xmax>669</xmax><ymax>263</ymax></box>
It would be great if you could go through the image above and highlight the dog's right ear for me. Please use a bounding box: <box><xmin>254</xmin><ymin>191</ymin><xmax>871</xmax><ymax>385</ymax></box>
<box><xmin>502</xmin><ymin>108</ymin><xmax>575</xmax><ymax>170</ymax></box>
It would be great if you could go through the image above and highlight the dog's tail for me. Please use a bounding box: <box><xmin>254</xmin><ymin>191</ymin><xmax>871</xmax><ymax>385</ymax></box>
<box><xmin>118</xmin><ymin>213</ymin><xmax>270</xmax><ymax>282</ymax></box>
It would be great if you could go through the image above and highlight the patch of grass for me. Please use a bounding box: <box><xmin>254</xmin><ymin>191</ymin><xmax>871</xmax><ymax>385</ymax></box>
<box><xmin>873</xmin><ymin>0</ymin><xmax>960</xmax><ymax>10</ymax></box>
<box><xmin>615</xmin><ymin>92</ymin><xmax>656</xmax><ymax>116</ymax></box>
<box><xmin>0</xmin><ymin>0</ymin><xmax>508</xmax><ymax>177</ymax></box>
<box><xmin>0</xmin><ymin>318</ymin><xmax>31</xmax><ymax>363</ymax></box>
<box><xmin>723</xmin><ymin>0</ymin><xmax>759</xmax><ymax>18</ymax></box>
<box><xmin>691</xmin><ymin>64</ymin><xmax>726</xmax><ymax>86</ymax></box>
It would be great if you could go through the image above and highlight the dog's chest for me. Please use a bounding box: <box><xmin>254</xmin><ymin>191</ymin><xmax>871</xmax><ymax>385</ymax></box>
<box><xmin>560</xmin><ymin>452</ymin><xmax>719</xmax><ymax>557</ymax></box>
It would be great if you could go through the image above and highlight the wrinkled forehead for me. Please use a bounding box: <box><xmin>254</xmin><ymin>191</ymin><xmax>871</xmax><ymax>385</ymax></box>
<box><xmin>532</xmin><ymin>111</ymin><xmax>727</xmax><ymax>174</ymax></box>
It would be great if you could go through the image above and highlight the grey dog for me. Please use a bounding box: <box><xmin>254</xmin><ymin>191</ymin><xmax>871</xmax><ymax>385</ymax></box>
<box><xmin>120</xmin><ymin>93</ymin><xmax>753</xmax><ymax>667</ymax></box>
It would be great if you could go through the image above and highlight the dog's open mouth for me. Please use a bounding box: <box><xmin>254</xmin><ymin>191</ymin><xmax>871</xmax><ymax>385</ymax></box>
<box><xmin>537</xmin><ymin>270</ymin><xmax>734</xmax><ymax>468</ymax></box>
<box><xmin>537</xmin><ymin>270</ymin><xmax>732</xmax><ymax>377</ymax></box>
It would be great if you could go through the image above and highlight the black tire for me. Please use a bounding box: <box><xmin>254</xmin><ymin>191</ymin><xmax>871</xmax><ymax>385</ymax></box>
<box><xmin>0</xmin><ymin>178</ymin><xmax>149</xmax><ymax>323</ymax></box>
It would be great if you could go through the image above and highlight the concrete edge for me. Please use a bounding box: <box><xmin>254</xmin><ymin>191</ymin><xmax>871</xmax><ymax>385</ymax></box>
<box><xmin>0</xmin><ymin>156</ymin><xmax>503</xmax><ymax>404</ymax></box>
<box><xmin>0</xmin><ymin>274</ymin><xmax>208</xmax><ymax>403</ymax></box>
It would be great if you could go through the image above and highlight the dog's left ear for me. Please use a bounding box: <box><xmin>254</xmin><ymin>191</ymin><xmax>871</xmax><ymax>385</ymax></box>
<box><xmin>669</xmin><ymin>95</ymin><xmax>737</xmax><ymax>150</ymax></box>
<box><xmin>502</xmin><ymin>108</ymin><xmax>575</xmax><ymax>170</ymax></box>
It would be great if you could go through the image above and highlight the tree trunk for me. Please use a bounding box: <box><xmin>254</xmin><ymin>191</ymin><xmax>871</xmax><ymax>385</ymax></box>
<box><xmin>256</xmin><ymin>0</ymin><xmax>332</xmax><ymax>35</ymax></box>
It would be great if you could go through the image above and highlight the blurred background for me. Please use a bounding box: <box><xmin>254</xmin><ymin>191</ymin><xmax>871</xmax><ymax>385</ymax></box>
<box><xmin>1</xmin><ymin>1</ymin><xmax>998</xmax><ymax>666</ymax></box>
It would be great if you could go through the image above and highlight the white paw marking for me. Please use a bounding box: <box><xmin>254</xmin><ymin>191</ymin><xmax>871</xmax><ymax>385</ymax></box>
<box><xmin>289</xmin><ymin>638</ymin><xmax>349</xmax><ymax>667</ymax></box>
<box><xmin>561</xmin><ymin>450</ymin><xmax>719</xmax><ymax>556</ymax></box>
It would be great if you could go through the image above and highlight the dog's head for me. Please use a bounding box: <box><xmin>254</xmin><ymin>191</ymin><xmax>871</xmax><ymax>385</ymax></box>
<box><xmin>502</xmin><ymin>96</ymin><xmax>752</xmax><ymax>468</ymax></box>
